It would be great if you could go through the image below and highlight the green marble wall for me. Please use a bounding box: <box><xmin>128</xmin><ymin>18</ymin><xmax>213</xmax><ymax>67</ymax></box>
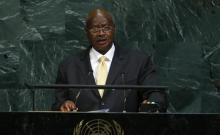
<box><xmin>0</xmin><ymin>0</ymin><xmax>219</xmax><ymax>112</ymax></box>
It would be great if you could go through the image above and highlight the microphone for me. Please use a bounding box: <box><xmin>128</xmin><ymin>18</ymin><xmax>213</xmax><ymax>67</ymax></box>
<box><xmin>87</xmin><ymin>68</ymin><xmax>93</xmax><ymax>83</ymax></box>
<box><xmin>121</xmin><ymin>72</ymin><xmax>126</xmax><ymax>112</ymax></box>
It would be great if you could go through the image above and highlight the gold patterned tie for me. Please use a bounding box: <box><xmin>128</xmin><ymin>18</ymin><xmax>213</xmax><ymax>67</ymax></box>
<box><xmin>96</xmin><ymin>56</ymin><xmax>108</xmax><ymax>98</ymax></box>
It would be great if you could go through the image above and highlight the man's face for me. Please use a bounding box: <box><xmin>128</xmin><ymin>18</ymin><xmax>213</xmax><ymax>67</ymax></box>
<box><xmin>86</xmin><ymin>14</ymin><xmax>115</xmax><ymax>54</ymax></box>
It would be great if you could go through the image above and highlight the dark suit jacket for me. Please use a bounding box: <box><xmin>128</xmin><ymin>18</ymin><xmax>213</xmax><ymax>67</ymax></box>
<box><xmin>52</xmin><ymin>45</ymin><xmax>167</xmax><ymax>112</ymax></box>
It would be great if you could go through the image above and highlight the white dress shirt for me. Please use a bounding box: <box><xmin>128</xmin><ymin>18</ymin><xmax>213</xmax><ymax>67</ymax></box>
<box><xmin>89</xmin><ymin>44</ymin><xmax>115</xmax><ymax>83</ymax></box>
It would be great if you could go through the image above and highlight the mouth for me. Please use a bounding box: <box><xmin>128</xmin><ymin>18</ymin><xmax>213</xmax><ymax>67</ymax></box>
<box><xmin>96</xmin><ymin>38</ymin><xmax>108</xmax><ymax>45</ymax></box>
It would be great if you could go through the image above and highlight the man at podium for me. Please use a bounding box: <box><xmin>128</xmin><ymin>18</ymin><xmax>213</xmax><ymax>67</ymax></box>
<box><xmin>52</xmin><ymin>8</ymin><xmax>167</xmax><ymax>112</ymax></box>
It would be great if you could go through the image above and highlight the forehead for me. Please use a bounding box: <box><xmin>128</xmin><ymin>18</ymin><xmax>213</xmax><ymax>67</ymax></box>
<box><xmin>90</xmin><ymin>15</ymin><xmax>111</xmax><ymax>26</ymax></box>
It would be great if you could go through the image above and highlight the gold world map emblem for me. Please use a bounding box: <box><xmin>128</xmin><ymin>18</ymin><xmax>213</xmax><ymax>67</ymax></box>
<box><xmin>73</xmin><ymin>119</ymin><xmax>124</xmax><ymax>135</ymax></box>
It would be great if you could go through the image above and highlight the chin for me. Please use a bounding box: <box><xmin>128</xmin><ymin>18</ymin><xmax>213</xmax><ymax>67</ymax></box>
<box><xmin>96</xmin><ymin>47</ymin><xmax>109</xmax><ymax>54</ymax></box>
<box><xmin>93</xmin><ymin>42</ymin><xmax>112</xmax><ymax>53</ymax></box>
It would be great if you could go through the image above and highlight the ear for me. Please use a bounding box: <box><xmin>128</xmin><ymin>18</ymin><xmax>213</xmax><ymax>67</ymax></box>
<box><xmin>85</xmin><ymin>26</ymin><xmax>89</xmax><ymax>33</ymax></box>
<box><xmin>85</xmin><ymin>27</ymin><xmax>89</xmax><ymax>37</ymax></box>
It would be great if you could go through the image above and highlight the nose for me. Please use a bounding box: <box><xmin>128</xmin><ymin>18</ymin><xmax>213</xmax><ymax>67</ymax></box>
<box><xmin>97</xmin><ymin>29</ymin><xmax>105</xmax><ymax>35</ymax></box>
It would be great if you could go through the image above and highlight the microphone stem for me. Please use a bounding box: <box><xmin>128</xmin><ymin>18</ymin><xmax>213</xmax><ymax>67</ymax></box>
<box><xmin>122</xmin><ymin>73</ymin><xmax>126</xmax><ymax>112</ymax></box>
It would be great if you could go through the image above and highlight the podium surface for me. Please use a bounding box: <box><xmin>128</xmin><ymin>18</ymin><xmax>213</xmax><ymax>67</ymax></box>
<box><xmin>1</xmin><ymin>112</ymin><xmax>220</xmax><ymax>135</ymax></box>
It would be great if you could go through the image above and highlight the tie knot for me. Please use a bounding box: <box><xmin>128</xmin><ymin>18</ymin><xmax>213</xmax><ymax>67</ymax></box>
<box><xmin>98</xmin><ymin>56</ymin><xmax>107</xmax><ymax>63</ymax></box>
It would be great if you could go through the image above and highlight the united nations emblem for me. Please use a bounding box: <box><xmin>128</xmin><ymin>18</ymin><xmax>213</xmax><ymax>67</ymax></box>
<box><xmin>73</xmin><ymin>119</ymin><xmax>124</xmax><ymax>135</ymax></box>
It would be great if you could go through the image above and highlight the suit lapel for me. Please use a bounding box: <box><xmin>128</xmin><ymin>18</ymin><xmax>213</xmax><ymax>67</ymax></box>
<box><xmin>79</xmin><ymin>48</ymin><xmax>96</xmax><ymax>85</ymax></box>
<box><xmin>103</xmin><ymin>45</ymin><xmax>127</xmax><ymax>98</ymax></box>
<box><xmin>106</xmin><ymin>45</ymin><xmax>126</xmax><ymax>85</ymax></box>
<box><xmin>79</xmin><ymin>48</ymin><xmax>101</xmax><ymax>98</ymax></box>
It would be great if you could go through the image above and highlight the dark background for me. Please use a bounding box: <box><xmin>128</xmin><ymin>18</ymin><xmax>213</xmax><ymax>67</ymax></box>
<box><xmin>0</xmin><ymin>0</ymin><xmax>219</xmax><ymax>112</ymax></box>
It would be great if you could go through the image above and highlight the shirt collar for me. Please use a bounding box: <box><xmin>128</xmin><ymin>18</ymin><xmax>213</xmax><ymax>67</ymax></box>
<box><xmin>90</xmin><ymin>43</ymin><xmax>115</xmax><ymax>62</ymax></box>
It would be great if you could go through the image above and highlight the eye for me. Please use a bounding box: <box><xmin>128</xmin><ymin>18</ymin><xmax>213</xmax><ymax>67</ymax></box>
<box><xmin>89</xmin><ymin>28</ymin><xmax>99</xmax><ymax>33</ymax></box>
<box><xmin>89</xmin><ymin>26</ymin><xmax>112</xmax><ymax>34</ymax></box>
<box><xmin>103</xmin><ymin>26</ymin><xmax>112</xmax><ymax>32</ymax></box>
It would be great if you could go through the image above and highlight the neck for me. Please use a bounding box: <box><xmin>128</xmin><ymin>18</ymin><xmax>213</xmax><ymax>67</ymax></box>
<box><xmin>96</xmin><ymin>43</ymin><xmax>113</xmax><ymax>55</ymax></box>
